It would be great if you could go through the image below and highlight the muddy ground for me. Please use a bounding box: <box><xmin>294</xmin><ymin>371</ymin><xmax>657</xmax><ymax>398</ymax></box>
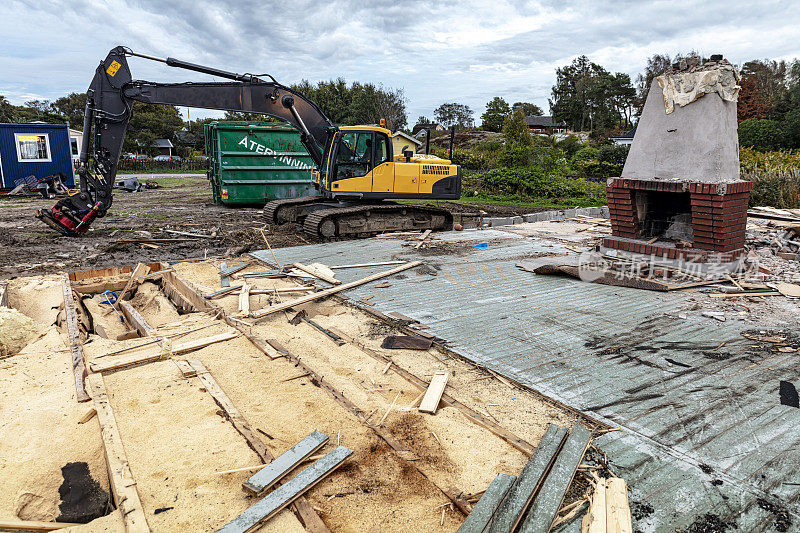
<box><xmin>0</xmin><ymin>175</ymin><xmax>545</xmax><ymax>279</ymax></box>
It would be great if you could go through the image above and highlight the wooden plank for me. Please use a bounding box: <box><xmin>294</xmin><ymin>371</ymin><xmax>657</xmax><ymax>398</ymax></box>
<box><xmin>0</xmin><ymin>519</ymin><xmax>82</xmax><ymax>531</ymax></box>
<box><xmin>118</xmin><ymin>301</ymin><xmax>157</xmax><ymax>337</ymax></box>
<box><xmin>243</xmin><ymin>430</ymin><xmax>329</xmax><ymax>495</ymax></box>
<box><xmin>221</xmin><ymin>262</ymin><xmax>251</xmax><ymax>278</ymax></box>
<box><xmin>238</xmin><ymin>281</ymin><xmax>250</xmax><ymax>315</ymax></box>
<box><xmin>250</xmin><ymin>261</ymin><xmax>421</xmax><ymax>319</ymax></box>
<box><xmin>220</xmin><ymin>261</ymin><xmax>230</xmax><ymax>287</ymax></box>
<box><xmin>520</xmin><ymin>422</ymin><xmax>593</xmax><ymax>533</ymax></box>
<box><xmin>583</xmin><ymin>477</ymin><xmax>607</xmax><ymax>533</ymax></box>
<box><xmin>419</xmin><ymin>371</ymin><xmax>449</xmax><ymax>414</ymax></box>
<box><xmin>186</xmin><ymin>360</ymin><xmax>329</xmax><ymax>533</ymax></box>
<box><xmin>414</xmin><ymin>229</ymin><xmax>433</xmax><ymax>249</ymax></box>
<box><xmin>1</xmin><ymin>282</ymin><xmax>9</xmax><ymax>307</ymax></box>
<box><xmin>605</xmin><ymin>477</ymin><xmax>632</xmax><ymax>533</ymax></box>
<box><xmin>292</xmin><ymin>262</ymin><xmax>341</xmax><ymax>285</ymax></box>
<box><xmin>61</xmin><ymin>274</ymin><xmax>90</xmax><ymax>402</ymax></box>
<box><xmin>160</xmin><ymin>266</ymin><xmax>214</xmax><ymax>312</ymax></box>
<box><xmin>330</xmin><ymin>261</ymin><xmax>405</xmax><ymax>269</ymax></box>
<box><xmin>85</xmin><ymin>373</ymin><xmax>150</xmax><ymax>533</ymax></box>
<box><xmin>487</xmin><ymin>424</ymin><xmax>567</xmax><ymax>533</ymax></box>
<box><xmin>204</xmin><ymin>285</ymin><xmax>243</xmax><ymax>299</ymax></box>
<box><xmin>118</xmin><ymin>263</ymin><xmax>150</xmax><ymax>300</ymax></box>
<box><xmin>89</xmin><ymin>331</ymin><xmax>238</xmax><ymax>373</ymax></box>
<box><xmin>216</xmin><ymin>446</ymin><xmax>353</xmax><ymax>533</ymax></box>
<box><xmin>174</xmin><ymin>359</ymin><xmax>197</xmax><ymax>378</ymax></box>
<box><xmin>457</xmin><ymin>473</ymin><xmax>516</xmax><ymax>533</ymax></box>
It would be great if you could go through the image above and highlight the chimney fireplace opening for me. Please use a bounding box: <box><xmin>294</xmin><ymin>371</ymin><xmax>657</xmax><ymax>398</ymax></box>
<box><xmin>634</xmin><ymin>190</ymin><xmax>693</xmax><ymax>241</ymax></box>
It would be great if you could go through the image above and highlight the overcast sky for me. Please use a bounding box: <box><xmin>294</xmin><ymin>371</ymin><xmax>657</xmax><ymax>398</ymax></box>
<box><xmin>2</xmin><ymin>0</ymin><xmax>800</xmax><ymax>125</ymax></box>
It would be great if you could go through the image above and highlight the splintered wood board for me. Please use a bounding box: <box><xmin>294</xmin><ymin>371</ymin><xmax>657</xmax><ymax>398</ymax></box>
<box><xmin>457</xmin><ymin>473</ymin><xmax>516</xmax><ymax>533</ymax></box>
<box><xmin>217</xmin><ymin>446</ymin><xmax>353</xmax><ymax>533</ymax></box>
<box><xmin>89</xmin><ymin>331</ymin><xmax>238</xmax><ymax>373</ymax></box>
<box><xmin>0</xmin><ymin>519</ymin><xmax>83</xmax><ymax>531</ymax></box>
<box><xmin>243</xmin><ymin>430</ymin><xmax>329</xmax><ymax>495</ymax></box>
<box><xmin>86</xmin><ymin>374</ymin><xmax>150</xmax><ymax>532</ymax></box>
<box><xmin>519</xmin><ymin>422</ymin><xmax>593</xmax><ymax>532</ymax></box>
<box><xmin>418</xmin><ymin>371</ymin><xmax>449</xmax><ymax>414</ymax></box>
<box><xmin>61</xmin><ymin>274</ymin><xmax>90</xmax><ymax>402</ymax></box>
<box><xmin>605</xmin><ymin>477</ymin><xmax>633</xmax><ymax>533</ymax></box>
<box><xmin>292</xmin><ymin>262</ymin><xmax>340</xmax><ymax>285</ymax></box>
<box><xmin>488</xmin><ymin>424</ymin><xmax>567</xmax><ymax>533</ymax></box>
<box><xmin>118</xmin><ymin>263</ymin><xmax>150</xmax><ymax>300</ymax></box>
<box><xmin>250</xmin><ymin>261</ymin><xmax>421</xmax><ymax>319</ymax></box>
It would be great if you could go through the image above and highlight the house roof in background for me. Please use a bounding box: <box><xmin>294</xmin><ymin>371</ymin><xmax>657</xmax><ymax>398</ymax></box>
<box><xmin>523</xmin><ymin>115</ymin><xmax>566</xmax><ymax>127</ymax></box>
<box><xmin>392</xmin><ymin>131</ymin><xmax>423</xmax><ymax>146</ymax></box>
<box><xmin>152</xmin><ymin>138</ymin><xmax>174</xmax><ymax>148</ymax></box>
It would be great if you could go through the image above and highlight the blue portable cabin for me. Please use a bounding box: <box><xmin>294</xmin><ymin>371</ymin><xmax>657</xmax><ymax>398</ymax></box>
<box><xmin>0</xmin><ymin>123</ymin><xmax>76</xmax><ymax>189</ymax></box>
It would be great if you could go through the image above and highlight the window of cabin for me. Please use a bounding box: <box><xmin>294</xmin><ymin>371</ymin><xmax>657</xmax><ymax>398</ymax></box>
<box><xmin>15</xmin><ymin>133</ymin><xmax>51</xmax><ymax>162</ymax></box>
<box><xmin>335</xmin><ymin>132</ymin><xmax>372</xmax><ymax>180</ymax></box>
<box><xmin>375</xmin><ymin>133</ymin><xmax>389</xmax><ymax>164</ymax></box>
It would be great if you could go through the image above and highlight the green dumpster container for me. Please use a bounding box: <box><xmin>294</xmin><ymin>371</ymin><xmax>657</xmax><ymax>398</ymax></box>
<box><xmin>204</xmin><ymin>121</ymin><xmax>314</xmax><ymax>205</ymax></box>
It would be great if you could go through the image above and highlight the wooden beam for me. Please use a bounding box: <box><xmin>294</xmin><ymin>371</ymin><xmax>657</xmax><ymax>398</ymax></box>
<box><xmin>457</xmin><ymin>473</ymin><xmax>516</xmax><ymax>533</ymax></box>
<box><xmin>330</xmin><ymin>261</ymin><xmax>405</xmax><ymax>269</ymax></box>
<box><xmin>85</xmin><ymin>374</ymin><xmax>150</xmax><ymax>533</ymax></box>
<box><xmin>291</xmin><ymin>262</ymin><xmax>341</xmax><ymax>285</ymax></box>
<box><xmin>487</xmin><ymin>424</ymin><xmax>567</xmax><ymax>533</ymax></box>
<box><xmin>243</xmin><ymin>430</ymin><xmax>329</xmax><ymax>495</ymax></box>
<box><xmin>605</xmin><ymin>477</ymin><xmax>632</xmax><ymax>533</ymax></box>
<box><xmin>89</xmin><ymin>331</ymin><xmax>239</xmax><ymax>373</ymax></box>
<box><xmin>419</xmin><ymin>371</ymin><xmax>448</xmax><ymax>414</ymax></box>
<box><xmin>520</xmin><ymin>422</ymin><xmax>593</xmax><ymax>533</ymax></box>
<box><xmin>217</xmin><ymin>446</ymin><xmax>353</xmax><ymax>533</ymax></box>
<box><xmin>61</xmin><ymin>274</ymin><xmax>90</xmax><ymax>402</ymax></box>
<box><xmin>118</xmin><ymin>301</ymin><xmax>157</xmax><ymax>337</ymax></box>
<box><xmin>118</xmin><ymin>263</ymin><xmax>150</xmax><ymax>301</ymax></box>
<box><xmin>185</xmin><ymin>360</ymin><xmax>329</xmax><ymax>533</ymax></box>
<box><xmin>204</xmin><ymin>285</ymin><xmax>243</xmax><ymax>299</ymax></box>
<box><xmin>174</xmin><ymin>359</ymin><xmax>197</xmax><ymax>378</ymax></box>
<box><xmin>0</xmin><ymin>519</ymin><xmax>82</xmax><ymax>531</ymax></box>
<box><xmin>250</xmin><ymin>261</ymin><xmax>421</xmax><ymax>319</ymax></box>
<box><xmin>220</xmin><ymin>262</ymin><xmax>230</xmax><ymax>287</ymax></box>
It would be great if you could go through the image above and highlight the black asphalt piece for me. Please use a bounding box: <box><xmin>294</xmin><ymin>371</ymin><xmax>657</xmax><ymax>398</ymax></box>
<box><xmin>665</xmin><ymin>357</ymin><xmax>692</xmax><ymax>368</ymax></box>
<box><xmin>56</xmin><ymin>462</ymin><xmax>111</xmax><ymax>524</ymax></box>
<box><xmin>779</xmin><ymin>380</ymin><xmax>799</xmax><ymax>408</ymax></box>
<box><xmin>154</xmin><ymin>506</ymin><xmax>174</xmax><ymax>514</ymax></box>
<box><xmin>380</xmin><ymin>335</ymin><xmax>433</xmax><ymax>350</ymax></box>
<box><xmin>686</xmin><ymin>513</ymin><xmax>736</xmax><ymax>533</ymax></box>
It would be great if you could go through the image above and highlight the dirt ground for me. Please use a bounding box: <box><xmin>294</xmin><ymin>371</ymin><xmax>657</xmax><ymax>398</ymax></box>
<box><xmin>0</xmin><ymin>175</ymin><xmax>546</xmax><ymax>279</ymax></box>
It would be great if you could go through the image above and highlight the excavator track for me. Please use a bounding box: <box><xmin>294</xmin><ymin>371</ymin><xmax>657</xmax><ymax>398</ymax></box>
<box><xmin>302</xmin><ymin>203</ymin><xmax>453</xmax><ymax>240</ymax></box>
<box><xmin>264</xmin><ymin>195</ymin><xmax>324</xmax><ymax>225</ymax></box>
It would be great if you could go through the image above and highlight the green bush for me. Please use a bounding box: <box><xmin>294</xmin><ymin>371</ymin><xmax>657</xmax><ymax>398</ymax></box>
<box><xmin>740</xmin><ymin>147</ymin><xmax>800</xmax><ymax>207</ymax></box>
<box><xmin>480</xmin><ymin>167</ymin><xmax>606</xmax><ymax>205</ymax></box>
<box><xmin>739</xmin><ymin>119</ymin><xmax>787</xmax><ymax>151</ymax></box>
<box><xmin>555</xmin><ymin>136</ymin><xmax>586</xmax><ymax>158</ymax></box>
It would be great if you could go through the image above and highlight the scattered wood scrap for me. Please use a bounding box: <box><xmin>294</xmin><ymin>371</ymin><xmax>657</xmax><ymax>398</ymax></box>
<box><xmin>250</xmin><ymin>261</ymin><xmax>421</xmax><ymax>319</ymax></box>
<box><xmin>419</xmin><ymin>372</ymin><xmax>449</xmax><ymax>414</ymax></box>
<box><xmin>61</xmin><ymin>274</ymin><xmax>90</xmax><ymax>402</ymax></box>
<box><xmin>217</xmin><ymin>446</ymin><xmax>353</xmax><ymax>533</ymax></box>
<box><xmin>414</xmin><ymin>229</ymin><xmax>433</xmax><ymax>249</ymax></box>
<box><xmin>89</xmin><ymin>331</ymin><xmax>238</xmax><ymax>373</ymax></box>
<box><xmin>243</xmin><ymin>430</ymin><xmax>329</xmax><ymax>495</ymax></box>
<box><xmin>331</xmin><ymin>261</ymin><xmax>405</xmax><ymax>269</ymax></box>
<box><xmin>457</xmin><ymin>473</ymin><xmax>516</xmax><ymax>533</ymax></box>
<box><xmin>238</xmin><ymin>281</ymin><xmax>251</xmax><ymax>315</ymax></box>
<box><xmin>186</xmin><ymin>360</ymin><xmax>328</xmax><ymax>531</ymax></box>
<box><xmin>86</xmin><ymin>373</ymin><xmax>151</xmax><ymax>532</ymax></box>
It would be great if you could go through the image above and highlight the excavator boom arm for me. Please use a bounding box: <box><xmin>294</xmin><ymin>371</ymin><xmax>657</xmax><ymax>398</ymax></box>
<box><xmin>37</xmin><ymin>46</ymin><xmax>333</xmax><ymax>235</ymax></box>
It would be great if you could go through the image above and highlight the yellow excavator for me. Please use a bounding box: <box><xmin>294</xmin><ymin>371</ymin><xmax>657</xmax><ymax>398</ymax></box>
<box><xmin>37</xmin><ymin>47</ymin><xmax>461</xmax><ymax>239</ymax></box>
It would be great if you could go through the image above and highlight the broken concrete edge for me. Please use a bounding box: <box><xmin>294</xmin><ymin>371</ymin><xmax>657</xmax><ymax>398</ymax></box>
<box><xmin>482</xmin><ymin>206</ymin><xmax>609</xmax><ymax>228</ymax></box>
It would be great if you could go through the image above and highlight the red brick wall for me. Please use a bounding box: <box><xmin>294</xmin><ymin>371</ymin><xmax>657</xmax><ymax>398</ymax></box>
<box><xmin>605</xmin><ymin>178</ymin><xmax>752</xmax><ymax>257</ymax></box>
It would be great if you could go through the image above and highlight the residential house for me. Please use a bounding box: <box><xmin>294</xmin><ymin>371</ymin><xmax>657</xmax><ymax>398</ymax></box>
<box><xmin>391</xmin><ymin>131</ymin><xmax>423</xmax><ymax>156</ymax></box>
<box><xmin>524</xmin><ymin>116</ymin><xmax>570</xmax><ymax>135</ymax></box>
<box><xmin>609</xmin><ymin>125</ymin><xmax>637</xmax><ymax>146</ymax></box>
<box><xmin>153</xmin><ymin>138</ymin><xmax>174</xmax><ymax>156</ymax></box>
<box><xmin>411</xmin><ymin>123</ymin><xmax>444</xmax><ymax>137</ymax></box>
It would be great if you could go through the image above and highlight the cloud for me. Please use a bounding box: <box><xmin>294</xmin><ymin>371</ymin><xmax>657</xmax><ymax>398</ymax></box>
<box><xmin>2</xmin><ymin>0</ymin><xmax>799</xmax><ymax>123</ymax></box>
